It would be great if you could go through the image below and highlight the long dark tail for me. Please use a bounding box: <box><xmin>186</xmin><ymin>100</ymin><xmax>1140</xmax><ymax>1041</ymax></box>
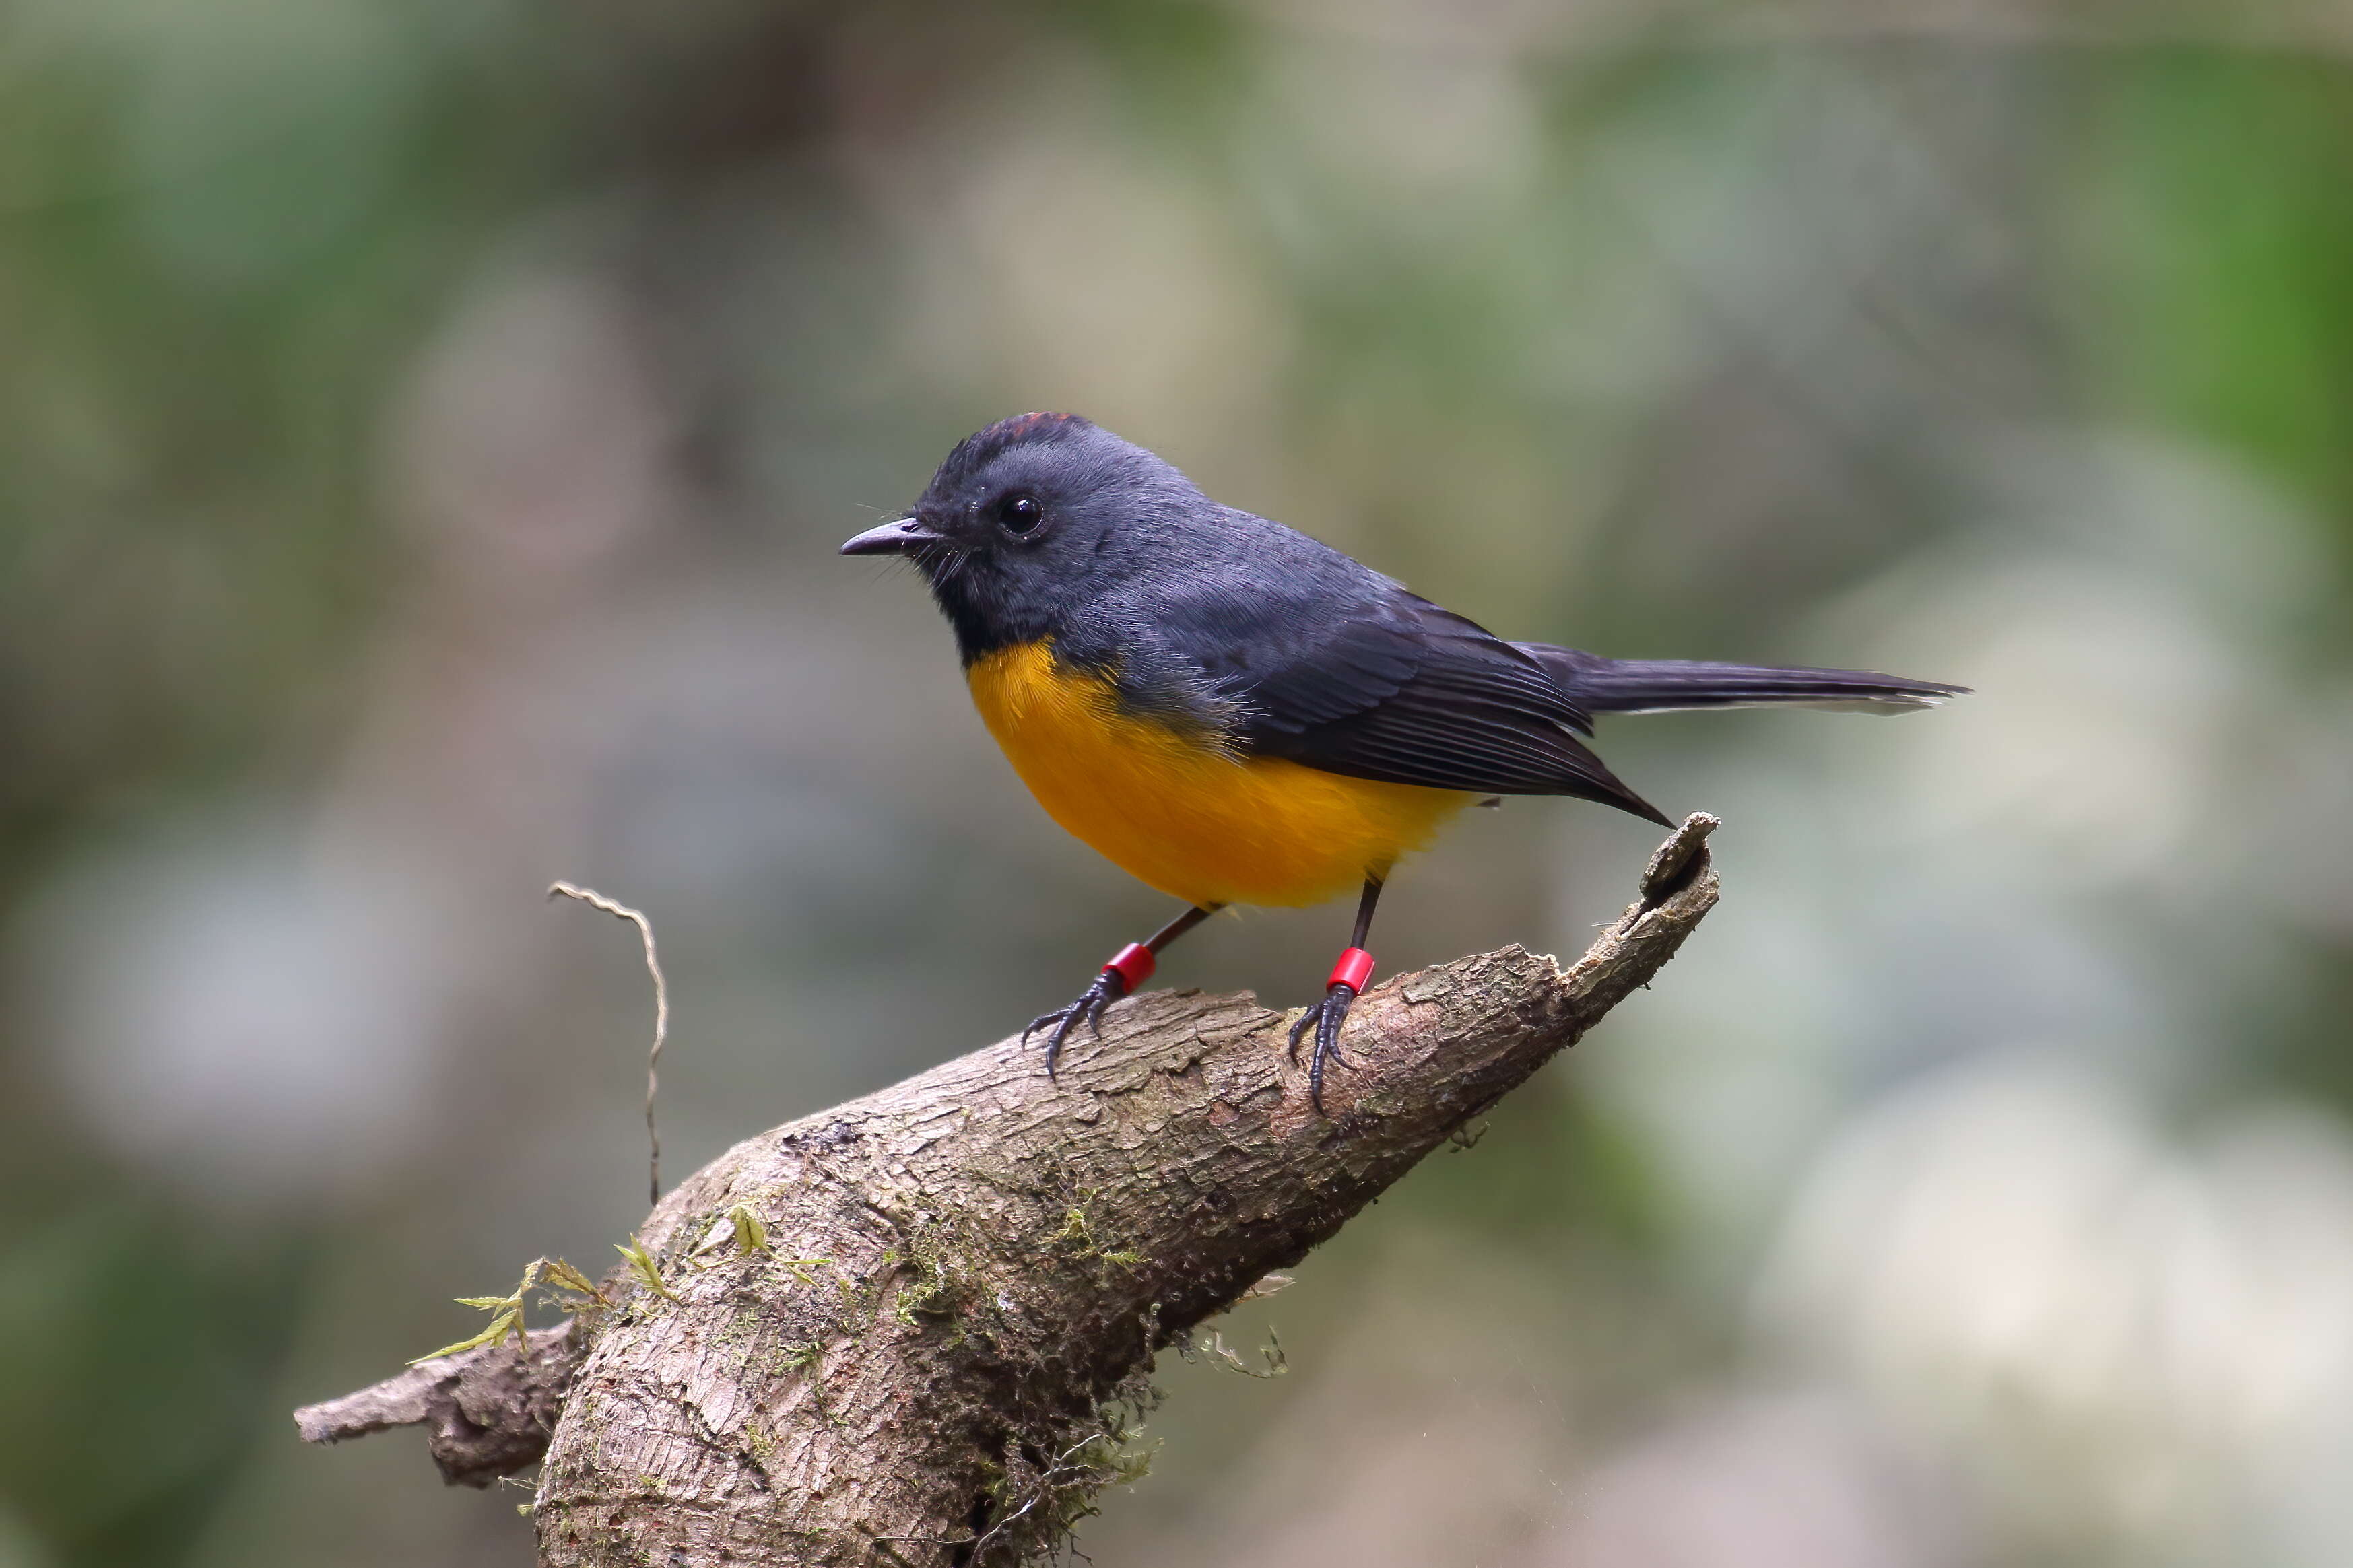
<box><xmin>1520</xmin><ymin>644</ymin><xmax>1968</xmax><ymax>717</ymax></box>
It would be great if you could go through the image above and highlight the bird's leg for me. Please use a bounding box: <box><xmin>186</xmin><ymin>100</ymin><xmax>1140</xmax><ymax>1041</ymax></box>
<box><xmin>1288</xmin><ymin>877</ymin><xmax>1383</xmax><ymax>1113</ymax></box>
<box><xmin>1025</xmin><ymin>903</ymin><xmax>1218</xmax><ymax>1079</ymax></box>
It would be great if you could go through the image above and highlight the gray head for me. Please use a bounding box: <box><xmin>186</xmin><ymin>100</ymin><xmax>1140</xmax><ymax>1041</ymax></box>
<box><xmin>840</xmin><ymin>413</ymin><xmax>1213</xmax><ymax>663</ymax></box>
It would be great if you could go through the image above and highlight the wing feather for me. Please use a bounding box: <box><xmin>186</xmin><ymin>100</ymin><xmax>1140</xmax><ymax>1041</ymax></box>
<box><xmin>1224</xmin><ymin>594</ymin><xmax>1669</xmax><ymax>824</ymax></box>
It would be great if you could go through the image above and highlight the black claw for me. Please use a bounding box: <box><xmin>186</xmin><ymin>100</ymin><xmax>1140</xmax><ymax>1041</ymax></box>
<box><xmin>1285</xmin><ymin>1006</ymin><xmax>1317</xmax><ymax>1064</ymax></box>
<box><xmin>1024</xmin><ymin>972</ymin><xmax>1125</xmax><ymax>1081</ymax></box>
<box><xmin>1289</xmin><ymin>984</ymin><xmax>1359</xmax><ymax>1114</ymax></box>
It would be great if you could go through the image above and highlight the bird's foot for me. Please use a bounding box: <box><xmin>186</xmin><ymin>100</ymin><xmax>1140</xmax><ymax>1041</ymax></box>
<box><xmin>1022</xmin><ymin>971</ymin><xmax>1127</xmax><ymax>1081</ymax></box>
<box><xmin>1022</xmin><ymin>943</ymin><xmax>1160</xmax><ymax>1081</ymax></box>
<box><xmin>1288</xmin><ymin>947</ymin><xmax>1375</xmax><ymax>1114</ymax></box>
<box><xmin>1286</xmin><ymin>983</ymin><xmax>1360</xmax><ymax>1114</ymax></box>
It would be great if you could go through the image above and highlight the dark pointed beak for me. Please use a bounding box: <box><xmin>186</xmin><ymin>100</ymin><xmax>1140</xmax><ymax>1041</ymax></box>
<box><xmin>839</xmin><ymin>517</ymin><xmax>943</xmax><ymax>556</ymax></box>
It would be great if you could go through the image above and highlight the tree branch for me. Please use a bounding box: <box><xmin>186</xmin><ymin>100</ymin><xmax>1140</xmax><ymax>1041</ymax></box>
<box><xmin>295</xmin><ymin>1323</ymin><xmax>580</xmax><ymax>1489</ymax></box>
<box><xmin>297</xmin><ymin>813</ymin><xmax>1719</xmax><ymax>1564</ymax></box>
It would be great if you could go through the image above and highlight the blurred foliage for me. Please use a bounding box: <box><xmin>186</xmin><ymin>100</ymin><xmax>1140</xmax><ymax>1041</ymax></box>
<box><xmin>0</xmin><ymin>1204</ymin><xmax>307</xmax><ymax>1565</ymax></box>
<box><xmin>3</xmin><ymin>5</ymin><xmax>2352</xmax><ymax>1566</ymax></box>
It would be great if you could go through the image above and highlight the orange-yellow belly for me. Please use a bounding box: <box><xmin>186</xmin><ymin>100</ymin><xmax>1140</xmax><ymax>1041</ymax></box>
<box><xmin>967</xmin><ymin>643</ymin><xmax>1470</xmax><ymax>908</ymax></box>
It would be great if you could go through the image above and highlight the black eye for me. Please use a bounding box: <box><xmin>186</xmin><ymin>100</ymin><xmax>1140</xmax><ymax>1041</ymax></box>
<box><xmin>995</xmin><ymin>493</ymin><xmax>1045</xmax><ymax>535</ymax></box>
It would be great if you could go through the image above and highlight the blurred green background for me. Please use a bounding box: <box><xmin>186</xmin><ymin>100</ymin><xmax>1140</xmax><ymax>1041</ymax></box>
<box><xmin>7</xmin><ymin>2</ymin><xmax>2353</xmax><ymax>1564</ymax></box>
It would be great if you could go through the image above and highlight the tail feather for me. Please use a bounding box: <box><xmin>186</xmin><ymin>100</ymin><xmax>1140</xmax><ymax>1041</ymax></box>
<box><xmin>1521</xmin><ymin>644</ymin><xmax>1967</xmax><ymax>717</ymax></box>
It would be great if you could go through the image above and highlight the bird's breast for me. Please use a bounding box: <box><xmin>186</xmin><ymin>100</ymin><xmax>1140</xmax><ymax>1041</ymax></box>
<box><xmin>966</xmin><ymin>642</ymin><xmax>1469</xmax><ymax>908</ymax></box>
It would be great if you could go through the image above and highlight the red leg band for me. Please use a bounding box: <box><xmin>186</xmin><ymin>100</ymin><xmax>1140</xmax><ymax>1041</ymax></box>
<box><xmin>1327</xmin><ymin>947</ymin><xmax>1375</xmax><ymax>993</ymax></box>
<box><xmin>1102</xmin><ymin>942</ymin><xmax>1156</xmax><ymax>994</ymax></box>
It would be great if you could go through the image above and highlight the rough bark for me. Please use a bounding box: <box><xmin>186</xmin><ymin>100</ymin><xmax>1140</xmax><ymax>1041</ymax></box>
<box><xmin>295</xmin><ymin>1324</ymin><xmax>580</xmax><ymax>1487</ymax></box>
<box><xmin>298</xmin><ymin>813</ymin><xmax>1719</xmax><ymax>1565</ymax></box>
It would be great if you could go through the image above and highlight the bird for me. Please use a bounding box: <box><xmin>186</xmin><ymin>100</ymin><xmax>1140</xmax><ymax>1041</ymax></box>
<box><xmin>842</xmin><ymin>412</ymin><xmax>1963</xmax><ymax>1108</ymax></box>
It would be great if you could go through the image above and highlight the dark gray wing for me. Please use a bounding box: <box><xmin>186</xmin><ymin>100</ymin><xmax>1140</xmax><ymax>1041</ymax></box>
<box><xmin>1166</xmin><ymin>584</ymin><xmax>1669</xmax><ymax>824</ymax></box>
